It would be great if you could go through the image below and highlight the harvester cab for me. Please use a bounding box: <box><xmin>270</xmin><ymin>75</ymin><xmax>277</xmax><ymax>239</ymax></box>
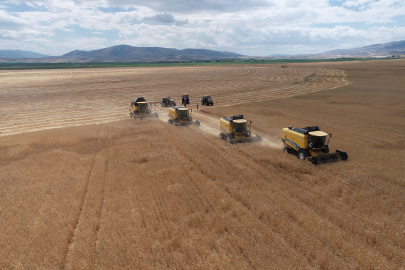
<box><xmin>182</xmin><ymin>94</ymin><xmax>190</xmax><ymax>105</ymax></box>
<box><xmin>219</xmin><ymin>115</ymin><xmax>262</xmax><ymax>144</ymax></box>
<box><xmin>281</xmin><ymin>126</ymin><xmax>348</xmax><ymax>165</ymax></box>
<box><xmin>168</xmin><ymin>106</ymin><xmax>200</xmax><ymax>127</ymax></box>
<box><xmin>161</xmin><ymin>97</ymin><xmax>176</xmax><ymax>107</ymax></box>
<box><xmin>201</xmin><ymin>95</ymin><xmax>214</xmax><ymax>106</ymax></box>
<box><xmin>129</xmin><ymin>97</ymin><xmax>158</xmax><ymax>119</ymax></box>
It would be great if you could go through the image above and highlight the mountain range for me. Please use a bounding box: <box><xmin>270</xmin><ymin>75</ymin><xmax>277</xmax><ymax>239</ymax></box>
<box><xmin>0</xmin><ymin>40</ymin><xmax>404</xmax><ymax>62</ymax></box>
<box><xmin>0</xmin><ymin>50</ymin><xmax>49</xmax><ymax>58</ymax></box>
<box><xmin>59</xmin><ymin>45</ymin><xmax>242</xmax><ymax>61</ymax></box>
<box><xmin>310</xmin><ymin>40</ymin><xmax>405</xmax><ymax>58</ymax></box>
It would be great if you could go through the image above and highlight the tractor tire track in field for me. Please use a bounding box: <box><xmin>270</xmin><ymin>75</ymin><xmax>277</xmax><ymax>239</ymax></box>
<box><xmin>63</xmin><ymin>151</ymin><xmax>98</xmax><ymax>264</ymax></box>
<box><xmin>64</xmin><ymin>141</ymin><xmax>110</xmax><ymax>270</ymax></box>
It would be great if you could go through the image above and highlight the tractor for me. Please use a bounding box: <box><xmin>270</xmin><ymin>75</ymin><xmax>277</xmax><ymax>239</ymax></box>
<box><xmin>182</xmin><ymin>94</ymin><xmax>190</xmax><ymax>105</ymax></box>
<box><xmin>161</xmin><ymin>97</ymin><xmax>176</xmax><ymax>107</ymax></box>
<box><xmin>201</xmin><ymin>95</ymin><xmax>214</xmax><ymax>106</ymax></box>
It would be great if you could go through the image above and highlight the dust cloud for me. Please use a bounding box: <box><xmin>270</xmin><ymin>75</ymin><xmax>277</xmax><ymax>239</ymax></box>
<box><xmin>260</xmin><ymin>136</ymin><xmax>284</xmax><ymax>149</ymax></box>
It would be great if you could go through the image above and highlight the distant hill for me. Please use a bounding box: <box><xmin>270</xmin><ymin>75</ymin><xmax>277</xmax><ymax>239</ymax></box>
<box><xmin>274</xmin><ymin>40</ymin><xmax>405</xmax><ymax>59</ymax></box>
<box><xmin>0</xmin><ymin>50</ymin><xmax>49</xmax><ymax>58</ymax></box>
<box><xmin>318</xmin><ymin>40</ymin><xmax>405</xmax><ymax>57</ymax></box>
<box><xmin>59</xmin><ymin>45</ymin><xmax>243</xmax><ymax>62</ymax></box>
<box><xmin>268</xmin><ymin>54</ymin><xmax>290</xmax><ymax>57</ymax></box>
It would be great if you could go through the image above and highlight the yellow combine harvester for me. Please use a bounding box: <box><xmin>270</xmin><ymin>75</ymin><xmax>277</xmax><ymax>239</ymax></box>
<box><xmin>129</xmin><ymin>97</ymin><xmax>158</xmax><ymax>119</ymax></box>
<box><xmin>168</xmin><ymin>106</ymin><xmax>200</xmax><ymax>126</ymax></box>
<box><xmin>281</xmin><ymin>126</ymin><xmax>348</xmax><ymax>165</ymax></box>
<box><xmin>220</xmin><ymin>115</ymin><xmax>262</xmax><ymax>144</ymax></box>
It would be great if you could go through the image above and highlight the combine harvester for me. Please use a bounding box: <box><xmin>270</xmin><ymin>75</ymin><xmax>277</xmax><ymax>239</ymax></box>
<box><xmin>281</xmin><ymin>126</ymin><xmax>348</xmax><ymax>165</ymax></box>
<box><xmin>129</xmin><ymin>97</ymin><xmax>159</xmax><ymax>119</ymax></box>
<box><xmin>168</xmin><ymin>106</ymin><xmax>200</xmax><ymax>127</ymax></box>
<box><xmin>220</xmin><ymin>115</ymin><xmax>262</xmax><ymax>144</ymax></box>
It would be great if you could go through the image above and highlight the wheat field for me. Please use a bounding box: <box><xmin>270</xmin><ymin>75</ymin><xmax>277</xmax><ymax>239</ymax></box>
<box><xmin>0</xmin><ymin>61</ymin><xmax>404</xmax><ymax>269</ymax></box>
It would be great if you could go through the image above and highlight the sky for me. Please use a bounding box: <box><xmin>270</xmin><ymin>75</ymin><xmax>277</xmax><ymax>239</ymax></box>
<box><xmin>0</xmin><ymin>0</ymin><xmax>404</xmax><ymax>56</ymax></box>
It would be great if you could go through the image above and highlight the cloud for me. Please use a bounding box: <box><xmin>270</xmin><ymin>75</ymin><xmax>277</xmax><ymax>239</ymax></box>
<box><xmin>343</xmin><ymin>0</ymin><xmax>374</xmax><ymax>7</ymax></box>
<box><xmin>143</xmin><ymin>13</ymin><xmax>176</xmax><ymax>24</ymax></box>
<box><xmin>0</xmin><ymin>0</ymin><xmax>405</xmax><ymax>56</ymax></box>
<box><xmin>0</xmin><ymin>10</ymin><xmax>28</xmax><ymax>29</ymax></box>
<box><xmin>175</xmin><ymin>19</ymin><xmax>189</xmax><ymax>26</ymax></box>
<box><xmin>142</xmin><ymin>12</ymin><xmax>189</xmax><ymax>26</ymax></box>
<box><xmin>105</xmin><ymin>0</ymin><xmax>273</xmax><ymax>12</ymax></box>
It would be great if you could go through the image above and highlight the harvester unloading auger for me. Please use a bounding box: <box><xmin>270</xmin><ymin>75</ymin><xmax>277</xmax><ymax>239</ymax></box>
<box><xmin>220</xmin><ymin>115</ymin><xmax>262</xmax><ymax>144</ymax></box>
<box><xmin>281</xmin><ymin>126</ymin><xmax>348</xmax><ymax>165</ymax></box>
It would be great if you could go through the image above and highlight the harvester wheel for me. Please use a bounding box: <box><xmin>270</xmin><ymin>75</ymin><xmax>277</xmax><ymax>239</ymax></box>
<box><xmin>219</xmin><ymin>133</ymin><xmax>225</xmax><ymax>140</ymax></box>
<box><xmin>129</xmin><ymin>112</ymin><xmax>133</xmax><ymax>118</ymax></box>
<box><xmin>168</xmin><ymin>119</ymin><xmax>173</xmax><ymax>124</ymax></box>
<box><xmin>298</xmin><ymin>149</ymin><xmax>309</xmax><ymax>160</ymax></box>
<box><xmin>284</xmin><ymin>147</ymin><xmax>290</xmax><ymax>154</ymax></box>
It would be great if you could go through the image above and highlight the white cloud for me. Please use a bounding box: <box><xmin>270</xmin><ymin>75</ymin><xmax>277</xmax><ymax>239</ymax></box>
<box><xmin>0</xmin><ymin>0</ymin><xmax>404</xmax><ymax>55</ymax></box>
<box><xmin>143</xmin><ymin>13</ymin><xmax>176</xmax><ymax>24</ymax></box>
<box><xmin>0</xmin><ymin>9</ymin><xmax>28</xmax><ymax>29</ymax></box>
<box><xmin>343</xmin><ymin>0</ymin><xmax>374</xmax><ymax>7</ymax></box>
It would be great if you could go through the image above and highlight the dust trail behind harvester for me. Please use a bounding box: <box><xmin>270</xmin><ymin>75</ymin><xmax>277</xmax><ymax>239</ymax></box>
<box><xmin>192</xmin><ymin>111</ymin><xmax>221</xmax><ymax>136</ymax></box>
<box><xmin>260</xmin><ymin>136</ymin><xmax>284</xmax><ymax>149</ymax></box>
<box><xmin>149</xmin><ymin>106</ymin><xmax>170</xmax><ymax>123</ymax></box>
<box><xmin>198</xmin><ymin>122</ymin><xmax>220</xmax><ymax>137</ymax></box>
<box><xmin>193</xmin><ymin>111</ymin><xmax>284</xmax><ymax>149</ymax></box>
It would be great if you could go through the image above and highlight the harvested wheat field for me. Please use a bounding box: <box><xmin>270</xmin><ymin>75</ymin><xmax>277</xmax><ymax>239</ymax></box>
<box><xmin>0</xmin><ymin>60</ymin><xmax>404</xmax><ymax>269</ymax></box>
